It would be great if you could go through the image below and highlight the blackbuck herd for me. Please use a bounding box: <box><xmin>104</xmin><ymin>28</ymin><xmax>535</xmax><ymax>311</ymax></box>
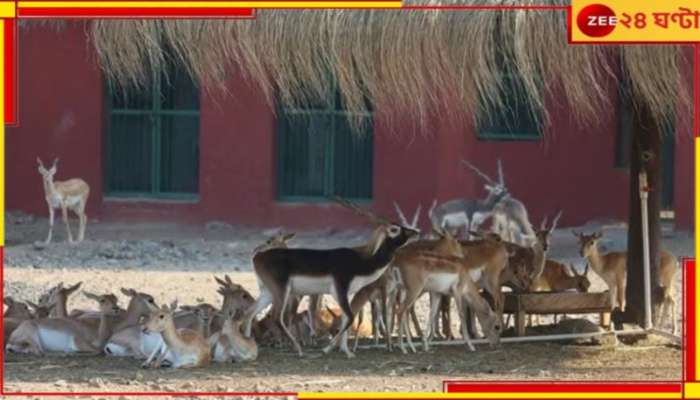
<box><xmin>0</xmin><ymin>157</ymin><xmax>680</xmax><ymax>369</ymax></box>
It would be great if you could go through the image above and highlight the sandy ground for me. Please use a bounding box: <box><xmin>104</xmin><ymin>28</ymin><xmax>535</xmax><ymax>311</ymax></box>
<box><xmin>2</xmin><ymin>213</ymin><xmax>692</xmax><ymax>396</ymax></box>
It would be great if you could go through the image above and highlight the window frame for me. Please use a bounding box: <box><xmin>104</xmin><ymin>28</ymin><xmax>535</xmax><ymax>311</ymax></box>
<box><xmin>104</xmin><ymin>65</ymin><xmax>201</xmax><ymax>201</ymax></box>
<box><xmin>275</xmin><ymin>91</ymin><xmax>374</xmax><ymax>203</ymax></box>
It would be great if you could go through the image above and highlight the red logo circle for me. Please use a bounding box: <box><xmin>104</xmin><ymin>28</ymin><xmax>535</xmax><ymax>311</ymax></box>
<box><xmin>577</xmin><ymin>4</ymin><xmax>617</xmax><ymax>37</ymax></box>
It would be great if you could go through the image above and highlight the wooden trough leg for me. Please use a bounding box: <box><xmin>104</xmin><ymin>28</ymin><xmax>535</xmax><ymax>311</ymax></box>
<box><xmin>515</xmin><ymin>311</ymin><xmax>526</xmax><ymax>337</ymax></box>
<box><xmin>600</xmin><ymin>312</ymin><xmax>611</xmax><ymax>329</ymax></box>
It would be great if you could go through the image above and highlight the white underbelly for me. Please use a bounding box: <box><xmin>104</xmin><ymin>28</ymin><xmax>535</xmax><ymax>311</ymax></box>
<box><xmin>38</xmin><ymin>328</ymin><xmax>77</xmax><ymax>352</ymax></box>
<box><xmin>424</xmin><ymin>273</ymin><xmax>459</xmax><ymax>294</ymax></box>
<box><xmin>349</xmin><ymin>266</ymin><xmax>388</xmax><ymax>293</ymax></box>
<box><xmin>470</xmin><ymin>265</ymin><xmax>484</xmax><ymax>283</ymax></box>
<box><xmin>140</xmin><ymin>332</ymin><xmax>164</xmax><ymax>357</ymax></box>
<box><xmin>289</xmin><ymin>276</ymin><xmax>334</xmax><ymax>295</ymax></box>
<box><xmin>442</xmin><ymin>213</ymin><xmax>468</xmax><ymax>227</ymax></box>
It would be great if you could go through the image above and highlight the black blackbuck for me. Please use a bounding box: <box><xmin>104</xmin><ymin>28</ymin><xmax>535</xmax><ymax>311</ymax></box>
<box><xmin>243</xmin><ymin>197</ymin><xmax>419</xmax><ymax>358</ymax></box>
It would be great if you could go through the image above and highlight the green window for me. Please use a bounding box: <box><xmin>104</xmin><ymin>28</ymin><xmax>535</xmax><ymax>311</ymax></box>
<box><xmin>105</xmin><ymin>58</ymin><xmax>200</xmax><ymax>199</ymax></box>
<box><xmin>478</xmin><ymin>71</ymin><xmax>541</xmax><ymax>141</ymax></box>
<box><xmin>277</xmin><ymin>90</ymin><xmax>373</xmax><ymax>202</ymax></box>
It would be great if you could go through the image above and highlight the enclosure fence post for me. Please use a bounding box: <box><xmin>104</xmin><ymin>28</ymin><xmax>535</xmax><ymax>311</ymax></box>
<box><xmin>639</xmin><ymin>170</ymin><xmax>652</xmax><ymax>330</ymax></box>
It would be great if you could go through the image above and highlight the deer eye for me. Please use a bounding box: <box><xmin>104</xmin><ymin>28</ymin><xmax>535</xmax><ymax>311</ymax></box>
<box><xmin>159</xmin><ymin>315</ymin><xmax>164</xmax><ymax>319</ymax></box>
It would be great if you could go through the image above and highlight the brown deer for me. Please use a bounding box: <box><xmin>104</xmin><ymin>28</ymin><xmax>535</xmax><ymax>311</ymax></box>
<box><xmin>36</xmin><ymin>157</ymin><xmax>90</xmax><ymax>245</ymax></box>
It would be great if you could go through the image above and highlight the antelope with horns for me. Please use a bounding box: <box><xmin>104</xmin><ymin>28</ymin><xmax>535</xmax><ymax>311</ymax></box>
<box><xmin>573</xmin><ymin>231</ymin><xmax>679</xmax><ymax>334</ymax></box>
<box><xmin>36</xmin><ymin>157</ymin><xmax>90</xmax><ymax>245</ymax></box>
<box><xmin>6</xmin><ymin>291</ymin><xmax>121</xmax><ymax>355</ymax></box>
<box><xmin>210</xmin><ymin>309</ymin><xmax>258</xmax><ymax>363</ymax></box>
<box><xmin>428</xmin><ymin>160</ymin><xmax>508</xmax><ymax>239</ymax></box>
<box><xmin>500</xmin><ymin>212</ymin><xmax>562</xmax><ymax>293</ymax></box>
<box><xmin>141</xmin><ymin>300</ymin><xmax>211</xmax><ymax>369</ymax></box>
<box><xmin>243</xmin><ymin>197</ymin><xmax>419</xmax><ymax>358</ymax></box>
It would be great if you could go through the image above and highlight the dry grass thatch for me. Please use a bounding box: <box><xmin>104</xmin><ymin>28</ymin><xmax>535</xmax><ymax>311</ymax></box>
<box><xmin>55</xmin><ymin>5</ymin><xmax>694</xmax><ymax>134</ymax></box>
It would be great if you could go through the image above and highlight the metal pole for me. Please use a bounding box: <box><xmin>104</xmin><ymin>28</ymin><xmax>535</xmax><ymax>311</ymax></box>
<box><xmin>354</xmin><ymin>329</ymin><xmax>660</xmax><ymax>350</ymax></box>
<box><xmin>640</xmin><ymin>170</ymin><xmax>653</xmax><ymax>330</ymax></box>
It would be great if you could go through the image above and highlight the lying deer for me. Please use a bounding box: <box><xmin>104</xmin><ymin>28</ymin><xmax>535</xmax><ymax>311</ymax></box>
<box><xmin>243</xmin><ymin>197</ymin><xmax>419</xmax><ymax>358</ymax></box>
<box><xmin>103</xmin><ymin>288</ymin><xmax>161</xmax><ymax>357</ymax></box>
<box><xmin>4</xmin><ymin>297</ymin><xmax>34</xmax><ymax>345</ymax></box>
<box><xmin>141</xmin><ymin>300</ymin><xmax>211</xmax><ymax>369</ymax></box>
<box><xmin>574</xmin><ymin>231</ymin><xmax>679</xmax><ymax>334</ymax></box>
<box><xmin>36</xmin><ymin>157</ymin><xmax>90</xmax><ymax>245</ymax></box>
<box><xmin>39</xmin><ymin>281</ymin><xmax>83</xmax><ymax>318</ymax></box>
<box><xmin>6</xmin><ymin>291</ymin><xmax>120</xmax><ymax>355</ymax></box>
<box><xmin>211</xmin><ymin>310</ymin><xmax>258</xmax><ymax>363</ymax></box>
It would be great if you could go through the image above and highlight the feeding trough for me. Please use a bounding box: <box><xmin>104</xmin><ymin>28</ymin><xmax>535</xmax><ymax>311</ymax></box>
<box><xmin>503</xmin><ymin>291</ymin><xmax>613</xmax><ymax>336</ymax></box>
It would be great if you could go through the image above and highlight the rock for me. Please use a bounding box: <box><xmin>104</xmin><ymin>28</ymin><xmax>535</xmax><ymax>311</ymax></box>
<box><xmin>182</xmin><ymin>382</ymin><xmax>195</xmax><ymax>389</ymax></box>
<box><xmin>54</xmin><ymin>380</ymin><xmax>68</xmax><ymax>387</ymax></box>
<box><xmin>88</xmin><ymin>377</ymin><xmax>104</xmax><ymax>388</ymax></box>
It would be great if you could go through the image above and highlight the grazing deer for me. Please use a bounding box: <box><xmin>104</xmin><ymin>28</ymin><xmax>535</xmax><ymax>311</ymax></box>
<box><xmin>6</xmin><ymin>291</ymin><xmax>121</xmax><ymax>355</ymax></box>
<box><xmin>428</xmin><ymin>160</ymin><xmax>508</xmax><ymax>238</ymax></box>
<box><xmin>210</xmin><ymin>310</ymin><xmax>258</xmax><ymax>363</ymax></box>
<box><xmin>243</xmin><ymin>197</ymin><xmax>419</xmax><ymax>358</ymax></box>
<box><xmin>573</xmin><ymin>231</ymin><xmax>679</xmax><ymax>334</ymax></box>
<box><xmin>36</xmin><ymin>157</ymin><xmax>90</xmax><ymax>245</ymax></box>
<box><xmin>141</xmin><ymin>300</ymin><xmax>211</xmax><ymax>369</ymax></box>
<box><xmin>528</xmin><ymin>261</ymin><xmax>590</xmax><ymax>326</ymax></box>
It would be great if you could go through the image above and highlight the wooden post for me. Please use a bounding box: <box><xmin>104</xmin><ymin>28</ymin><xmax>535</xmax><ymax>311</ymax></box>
<box><xmin>618</xmin><ymin>95</ymin><xmax>663</xmax><ymax>328</ymax></box>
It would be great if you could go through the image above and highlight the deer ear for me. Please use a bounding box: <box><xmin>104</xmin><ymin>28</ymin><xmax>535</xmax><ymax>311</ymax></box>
<box><xmin>121</xmin><ymin>288</ymin><xmax>136</xmax><ymax>297</ymax></box>
<box><xmin>82</xmin><ymin>291</ymin><xmax>99</xmax><ymax>301</ymax></box>
<box><xmin>594</xmin><ymin>232</ymin><xmax>603</xmax><ymax>239</ymax></box>
<box><xmin>65</xmin><ymin>282</ymin><xmax>82</xmax><ymax>294</ymax></box>
<box><xmin>283</xmin><ymin>233</ymin><xmax>296</xmax><ymax>241</ymax></box>
<box><xmin>3</xmin><ymin>297</ymin><xmax>14</xmax><ymax>306</ymax></box>
<box><xmin>169</xmin><ymin>300</ymin><xmax>179</xmax><ymax>312</ymax></box>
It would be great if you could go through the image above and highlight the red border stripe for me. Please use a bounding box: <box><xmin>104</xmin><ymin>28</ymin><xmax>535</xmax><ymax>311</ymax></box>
<box><xmin>18</xmin><ymin>7</ymin><xmax>255</xmax><ymax>17</ymax></box>
<box><xmin>3</xmin><ymin>19</ymin><xmax>14</xmax><ymax>125</ymax></box>
<box><xmin>444</xmin><ymin>383</ymin><xmax>682</xmax><ymax>393</ymax></box>
<box><xmin>686</xmin><ymin>259</ymin><xmax>696</xmax><ymax>382</ymax></box>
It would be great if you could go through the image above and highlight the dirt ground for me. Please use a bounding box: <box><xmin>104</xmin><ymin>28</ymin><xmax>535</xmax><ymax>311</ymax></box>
<box><xmin>2</xmin><ymin>212</ymin><xmax>691</xmax><ymax>396</ymax></box>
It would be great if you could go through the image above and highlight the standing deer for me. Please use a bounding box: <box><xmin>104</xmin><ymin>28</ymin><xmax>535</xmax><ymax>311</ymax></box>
<box><xmin>36</xmin><ymin>157</ymin><xmax>90</xmax><ymax>245</ymax></box>
<box><xmin>428</xmin><ymin>160</ymin><xmax>508</xmax><ymax>239</ymax></box>
<box><xmin>573</xmin><ymin>231</ymin><xmax>679</xmax><ymax>334</ymax></box>
<box><xmin>243</xmin><ymin>197</ymin><xmax>419</xmax><ymax>358</ymax></box>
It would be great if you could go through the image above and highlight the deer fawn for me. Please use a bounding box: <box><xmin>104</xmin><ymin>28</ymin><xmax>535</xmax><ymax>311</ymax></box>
<box><xmin>574</xmin><ymin>231</ymin><xmax>679</xmax><ymax>334</ymax></box>
<box><xmin>141</xmin><ymin>300</ymin><xmax>211</xmax><ymax>369</ymax></box>
<box><xmin>36</xmin><ymin>157</ymin><xmax>90</xmax><ymax>245</ymax></box>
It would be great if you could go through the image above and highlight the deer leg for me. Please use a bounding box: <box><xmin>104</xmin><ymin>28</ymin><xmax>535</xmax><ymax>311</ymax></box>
<box><xmin>244</xmin><ymin>288</ymin><xmax>273</xmax><ymax>338</ymax></box>
<box><xmin>395</xmin><ymin>287</ymin><xmax>421</xmax><ymax>354</ymax></box>
<box><xmin>77</xmin><ymin>201</ymin><xmax>87</xmax><ymax>242</ymax></box>
<box><xmin>441</xmin><ymin>295</ymin><xmax>454</xmax><ymax>340</ymax></box>
<box><xmin>409</xmin><ymin>306</ymin><xmax>423</xmax><ymax>341</ymax></box>
<box><xmin>278</xmin><ymin>284</ymin><xmax>303</xmax><ymax>357</ymax></box>
<box><xmin>43</xmin><ymin>206</ymin><xmax>55</xmax><ymax>245</ymax></box>
<box><xmin>618</xmin><ymin>278</ymin><xmax>627</xmax><ymax>313</ymax></box>
<box><xmin>452</xmin><ymin>286</ymin><xmax>475</xmax><ymax>352</ymax></box>
<box><xmin>323</xmin><ymin>282</ymin><xmax>356</xmax><ymax>358</ymax></box>
<box><xmin>61</xmin><ymin>205</ymin><xmax>73</xmax><ymax>243</ymax></box>
<box><xmin>424</xmin><ymin>292</ymin><xmax>442</xmax><ymax>352</ymax></box>
<box><xmin>670</xmin><ymin>296</ymin><xmax>677</xmax><ymax>335</ymax></box>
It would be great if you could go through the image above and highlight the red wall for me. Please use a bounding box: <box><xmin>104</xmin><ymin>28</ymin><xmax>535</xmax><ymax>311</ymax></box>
<box><xmin>7</xmin><ymin>23</ymin><xmax>104</xmax><ymax>215</ymax></box>
<box><xmin>6</xmin><ymin>26</ymin><xmax>695</xmax><ymax>232</ymax></box>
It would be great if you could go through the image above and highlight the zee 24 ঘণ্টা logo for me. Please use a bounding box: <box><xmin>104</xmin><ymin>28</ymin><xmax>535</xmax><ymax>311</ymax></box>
<box><xmin>575</xmin><ymin>2</ymin><xmax>700</xmax><ymax>40</ymax></box>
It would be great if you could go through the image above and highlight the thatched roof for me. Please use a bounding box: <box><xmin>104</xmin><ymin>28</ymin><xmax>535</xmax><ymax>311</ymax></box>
<box><xmin>41</xmin><ymin>5</ymin><xmax>694</xmax><ymax>133</ymax></box>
